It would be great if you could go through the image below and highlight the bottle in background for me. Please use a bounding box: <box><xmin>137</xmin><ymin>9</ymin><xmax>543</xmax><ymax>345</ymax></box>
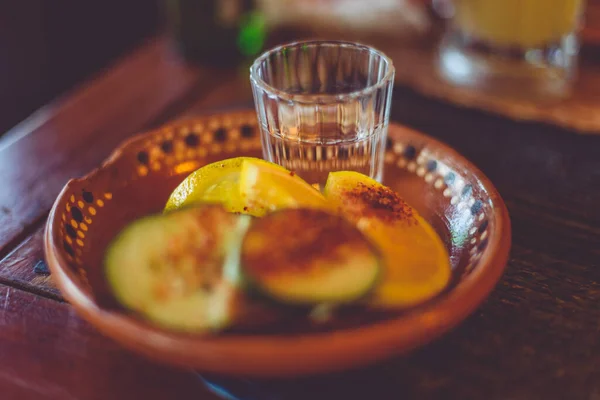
<box><xmin>165</xmin><ymin>0</ymin><xmax>267</xmax><ymax>66</ymax></box>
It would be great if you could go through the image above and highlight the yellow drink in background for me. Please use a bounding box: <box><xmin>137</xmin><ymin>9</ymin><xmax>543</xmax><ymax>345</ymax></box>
<box><xmin>454</xmin><ymin>0</ymin><xmax>584</xmax><ymax>48</ymax></box>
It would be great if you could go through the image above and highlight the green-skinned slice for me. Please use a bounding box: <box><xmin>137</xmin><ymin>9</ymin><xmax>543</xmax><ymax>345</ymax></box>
<box><xmin>104</xmin><ymin>204</ymin><xmax>250</xmax><ymax>333</ymax></box>
<box><xmin>240</xmin><ymin>208</ymin><xmax>382</xmax><ymax>306</ymax></box>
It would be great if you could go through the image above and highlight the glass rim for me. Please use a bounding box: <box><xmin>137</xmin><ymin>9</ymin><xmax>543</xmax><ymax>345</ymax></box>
<box><xmin>249</xmin><ymin>39</ymin><xmax>395</xmax><ymax>104</ymax></box>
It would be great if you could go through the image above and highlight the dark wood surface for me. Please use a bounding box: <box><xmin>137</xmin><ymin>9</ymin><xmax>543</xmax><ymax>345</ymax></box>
<box><xmin>0</xmin><ymin>285</ymin><xmax>207</xmax><ymax>400</ymax></box>
<box><xmin>0</xmin><ymin>34</ymin><xmax>599</xmax><ymax>400</ymax></box>
<box><xmin>0</xmin><ymin>0</ymin><xmax>160</xmax><ymax>135</ymax></box>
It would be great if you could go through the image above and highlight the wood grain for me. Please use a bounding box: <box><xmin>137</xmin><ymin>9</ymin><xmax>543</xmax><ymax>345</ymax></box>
<box><xmin>0</xmin><ymin>284</ymin><xmax>219</xmax><ymax>400</ymax></box>
<box><xmin>0</xmin><ymin>227</ymin><xmax>60</xmax><ymax>301</ymax></box>
<box><xmin>178</xmin><ymin>67</ymin><xmax>254</xmax><ymax>117</ymax></box>
<box><xmin>0</xmin><ymin>0</ymin><xmax>160</xmax><ymax>135</ymax></box>
<box><xmin>0</xmin><ymin>35</ymin><xmax>214</xmax><ymax>260</ymax></box>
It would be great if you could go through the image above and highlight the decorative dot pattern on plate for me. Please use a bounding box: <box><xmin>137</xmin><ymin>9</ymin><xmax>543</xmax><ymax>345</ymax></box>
<box><xmin>60</xmin><ymin>186</ymin><xmax>115</xmax><ymax>277</ymax></box>
<box><xmin>390</xmin><ymin>138</ymin><xmax>492</xmax><ymax>277</ymax></box>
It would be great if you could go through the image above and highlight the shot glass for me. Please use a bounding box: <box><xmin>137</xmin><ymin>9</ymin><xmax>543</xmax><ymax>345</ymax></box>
<box><xmin>249</xmin><ymin>40</ymin><xmax>395</xmax><ymax>187</ymax></box>
<box><xmin>437</xmin><ymin>0</ymin><xmax>586</xmax><ymax>101</ymax></box>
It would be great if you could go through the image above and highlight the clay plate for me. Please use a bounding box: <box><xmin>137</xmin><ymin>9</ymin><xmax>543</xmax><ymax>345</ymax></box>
<box><xmin>44</xmin><ymin>110</ymin><xmax>510</xmax><ymax>378</ymax></box>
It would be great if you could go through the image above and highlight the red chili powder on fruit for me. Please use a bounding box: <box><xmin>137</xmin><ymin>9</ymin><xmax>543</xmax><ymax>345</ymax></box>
<box><xmin>343</xmin><ymin>182</ymin><xmax>415</xmax><ymax>224</ymax></box>
<box><xmin>242</xmin><ymin>209</ymin><xmax>373</xmax><ymax>276</ymax></box>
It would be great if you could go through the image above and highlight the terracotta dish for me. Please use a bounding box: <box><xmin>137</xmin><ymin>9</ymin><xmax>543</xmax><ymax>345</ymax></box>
<box><xmin>44</xmin><ymin>110</ymin><xmax>511</xmax><ymax>378</ymax></box>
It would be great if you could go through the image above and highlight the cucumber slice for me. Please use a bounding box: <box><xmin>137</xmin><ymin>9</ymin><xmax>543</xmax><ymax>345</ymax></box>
<box><xmin>104</xmin><ymin>204</ymin><xmax>250</xmax><ymax>333</ymax></box>
<box><xmin>240</xmin><ymin>208</ymin><xmax>382</xmax><ymax>306</ymax></box>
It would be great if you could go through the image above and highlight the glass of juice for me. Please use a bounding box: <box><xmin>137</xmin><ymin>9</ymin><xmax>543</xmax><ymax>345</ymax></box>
<box><xmin>437</xmin><ymin>0</ymin><xmax>586</xmax><ymax>101</ymax></box>
<box><xmin>249</xmin><ymin>40</ymin><xmax>395</xmax><ymax>188</ymax></box>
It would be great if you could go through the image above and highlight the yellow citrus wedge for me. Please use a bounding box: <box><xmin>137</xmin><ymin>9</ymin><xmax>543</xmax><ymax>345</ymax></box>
<box><xmin>324</xmin><ymin>171</ymin><xmax>452</xmax><ymax>308</ymax></box>
<box><xmin>164</xmin><ymin>157</ymin><xmax>273</xmax><ymax>216</ymax></box>
<box><xmin>239</xmin><ymin>159</ymin><xmax>330</xmax><ymax>217</ymax></box>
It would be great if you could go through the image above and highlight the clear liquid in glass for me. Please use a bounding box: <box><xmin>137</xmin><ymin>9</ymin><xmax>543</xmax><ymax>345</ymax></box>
<box><xmin>261</xmin><ymin>122</ymin><xmax>386</xmax><ymax>188</ymax></box>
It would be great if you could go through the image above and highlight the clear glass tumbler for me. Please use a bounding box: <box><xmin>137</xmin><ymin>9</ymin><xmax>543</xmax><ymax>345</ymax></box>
<box><xmin>249</xmin><ymin>40</ymin><xmax>395</xmax><ymax>187</ymax></box>
<box><xmin>437</xmin><ymin>0</ymin><xmax>586</xmax><ymax>101</ymax></box>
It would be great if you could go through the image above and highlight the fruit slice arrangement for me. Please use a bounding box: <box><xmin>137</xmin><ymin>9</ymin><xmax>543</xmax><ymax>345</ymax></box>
<box><xmin>104</xmin><ymin>157</ymin><xmax>451</xmax><ymax>334</ymax></box>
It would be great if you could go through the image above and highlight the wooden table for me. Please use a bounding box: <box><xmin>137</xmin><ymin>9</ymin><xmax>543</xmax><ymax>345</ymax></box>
<box><xmin>0</xmin><ymin>35</ymin><xmax>599</xmax><ymax>400</ymax></box>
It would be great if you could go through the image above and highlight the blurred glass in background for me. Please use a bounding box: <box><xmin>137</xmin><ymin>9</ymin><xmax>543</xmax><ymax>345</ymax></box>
<box><xmin>437</xmin><ymin>0</ymin><xmax>586</xmax><ymax>101</ymax></box>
